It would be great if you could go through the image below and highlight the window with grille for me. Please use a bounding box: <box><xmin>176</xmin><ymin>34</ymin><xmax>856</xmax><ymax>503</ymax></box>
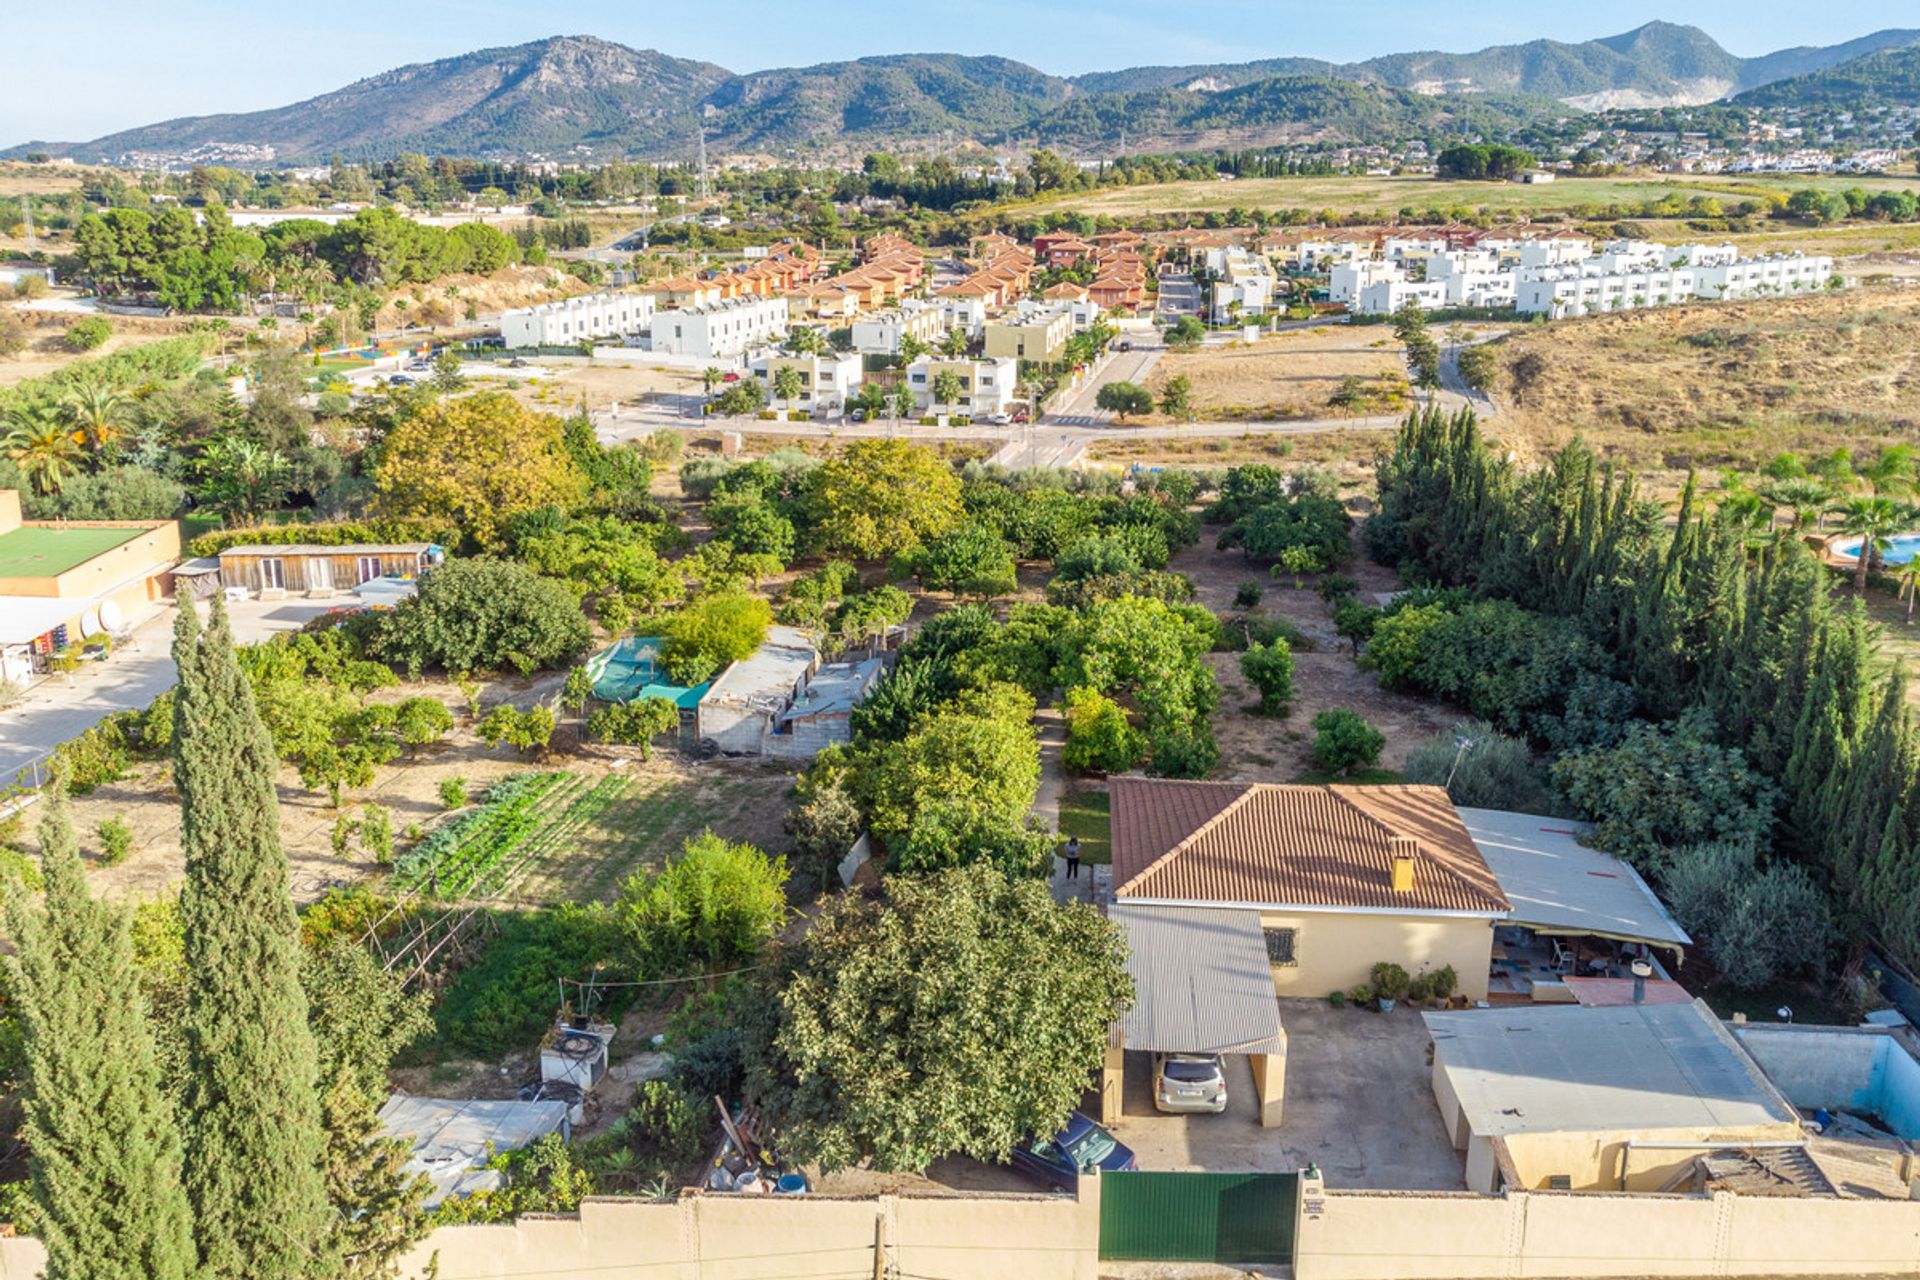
<box><xmin>1263</xmin><ymin>928</ymin><xmax>1297</xmax><ymax>966</ymax></box>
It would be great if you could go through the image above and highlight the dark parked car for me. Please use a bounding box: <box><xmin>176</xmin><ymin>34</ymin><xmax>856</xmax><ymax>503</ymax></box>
<box><xmin>1008</xmin><ymin>1112</ymin><xmax>1137</xmax><ymax>1191</ymax></box>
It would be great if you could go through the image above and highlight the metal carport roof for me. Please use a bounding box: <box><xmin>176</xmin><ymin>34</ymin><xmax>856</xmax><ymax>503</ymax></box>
<box><xmin>1110</xmin><ymin>903</ymin><xmax>1287</xmax><ymax>1056</ymax></box>
<box><xmin>1459</xmin><ymin>807</ymin><xmax>1691</xmax><ymax>955</ymax></box>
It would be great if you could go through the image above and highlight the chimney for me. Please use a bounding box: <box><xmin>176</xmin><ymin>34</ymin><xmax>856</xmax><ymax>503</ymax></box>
<box><xmin>1389</xmin><ymin>836</ymin><xmax>1419</xmax><ymax>893</ymax></box>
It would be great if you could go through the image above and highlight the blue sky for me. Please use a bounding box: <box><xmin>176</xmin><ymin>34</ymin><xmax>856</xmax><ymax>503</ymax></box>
<box><xmin>7</xmin><ymin>1</ymin><xmax>1920</xmax><ymax>144</ymax></box>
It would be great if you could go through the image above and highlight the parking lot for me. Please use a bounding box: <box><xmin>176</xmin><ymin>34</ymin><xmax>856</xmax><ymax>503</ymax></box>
<box><xmin>1104</xmin><ymin>999</ymin><xmax>1466</xmax><ymax>1191</ymax></box>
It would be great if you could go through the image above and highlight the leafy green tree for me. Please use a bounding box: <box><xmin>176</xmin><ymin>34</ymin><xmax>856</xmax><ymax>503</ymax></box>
<box><xmin>890</xmin><ymin>383</ymin><xmax>917</xmax><ymax>421</ymax></box>
<box><xmin>588</xmin><ymin>697</ymin><xmax>681</xmax><ymax>758</ymax></box>
<box><xmin>802</xmin><ymin>438</ymin><xmax>963</xmax><ymax>559</ymax></box>
<box><xmin>476</xmin><ymin>704</ymin><xmax>556</xmax><ymax>755</ymax></box>
<box><xmin>891</xmin><ymin>804</ymin><xmax>1055</xmax><ymax>878</ymax></box>
<box><xmin>1061</xmin><ymin>685</ymin><xmax>1147</xmax><ymax>774</ymax></box>
<box><xmin>5</xmin><ymin>788</ymin><xmax>197</xmax><ymax>1280</ymax></box>
<box><xmin>1401</xmin><ymin>719</ymin><xmax>1552</xmax><ymax>814</ymax></box>
<box><xmin>896</xmin><ymin>523</ymin><xmax>1018</xmax><ymax>597</ymax></box>
<box><xmin>1657</xmin><ymin>842</ymin><xmax>1834</xmax><ymax>989</ymax></box>
<box><xmin>392</xmin><ymin>696</ymin><xmax>453</xmax><ymax>749</ymax></box>
<box><xmin>1240</xmin><ymin>640</ymin><xmax>1295</xmax><ymax>716</ymax></box>
<box><xmin>1158</xmin><ymin>374</ymin><xmax>1195</xmax><ymax>420</ymax></box>
<box><xmin>171</xmin><ymin>598</ymin><xmax>331</xmax><ymax>1279</ymax></box>
<box><xmin>1164</xmin><ymin>315</ymin><xmax>1205</xmax><ymax>348</ymax></box>
<box><xmin>858</xmin><ymin>683</ymin><xmax>1041</xmax><ymax>845</ymax></box>
<box><xmin>1094</xmin><ymin>380</ymin><xmax>1154</xmax><ymax>420</ymax></box>
<box><xmin>742</xmin><ymin>864</ymin><xmax>1132</xmax><ymax>1172</ymax></box>
<box><xmin>663</xmin><ymin>592</ymin><xmax>772</xmax><ymax>684</ymax></box>
<box><xmin>1553</xmin><ymin>711</ymin><xmax>1780</xmax><ymax>869</ymax></box>
<box><xmin>617</xmin><ymin>833</ymin><xmax>788</xmax><ymax>979</ymax></box>
<box><xmin>377</xmin><ymin>558</ymin><xmax>590</xmax><ymax>677</ymax></box>
<box><xmin>1311</xmin><ymin>709</ymin><xmax>1385</xmax><ymax>775</ymax></box>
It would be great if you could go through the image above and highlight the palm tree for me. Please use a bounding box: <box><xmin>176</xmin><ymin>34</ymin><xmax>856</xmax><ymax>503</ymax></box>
<box><xmin>1860</xmin><ymin>444</ymin><xmax>1917</xmax><ymax>497</ymax></box>
<box><xmin>1898</xmin><ymin>561</ymin><xmax>1920</xmax><ymax>624</ymax></box>
<box><xmin>931</xmin><ymin>369</ymin><xmax>964</xmax><ymax>415</ymax></box>
<box><xmin>4</xmin><ymin>407</ymin><xmax>84</xmax><ymax>495</ymax></box>
<box><xmin>1764</xmin><ymin>477</ymin><xmax>1833</xmax><ymax>532</ymax></box>
<box><xmin>701</xmin><ymin>366</ymin><xmax>723</xmax><ymax>397</ymax></box>
<box><xmin>772</xmin><ymin>364</ymin><xmax>804</xmax><ymax>412</ymax></box>
<box><xmin>1836</xmin><ymin>495</ymin><xmax>1913</xmax><ymax>596</ymax></box>
<box><xmin>62</xmin><ymin>375</ymin><xmax>128</xmax><ymax>453</ymax></box>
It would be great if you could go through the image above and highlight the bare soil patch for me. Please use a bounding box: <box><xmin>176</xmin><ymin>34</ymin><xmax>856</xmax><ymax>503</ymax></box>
<box><xmin>1141</xmin><ymin>328</ymin><xmax>1407</xmax><ymax>424</ymax></box>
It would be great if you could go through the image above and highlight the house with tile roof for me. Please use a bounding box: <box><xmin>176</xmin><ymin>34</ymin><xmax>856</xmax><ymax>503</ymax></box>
<box><xmin>1110</xmin><ymin>777</ymin><xmax>1511</xmax><ymax>1001</ymax></box>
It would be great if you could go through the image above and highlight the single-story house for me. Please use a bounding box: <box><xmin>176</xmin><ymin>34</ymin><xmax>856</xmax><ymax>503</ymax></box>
<box><xmin>216</xmin><ymin>543</ymin><xmax>443</xmax><ymax>598</ymax></box>
<box><xmin>0</xmin><ymin>489</ymin><xmax>179</xmax><ymax>684</ymax></box>
<box><xmin>696</xmin><ymin>625</ymin><xmax>819</xmax><ymax>756</ymax></box>
<box><xmin>1110</xmin><ymin>778</ymin><xmax>1512</xmax><ymax>1002</ymax></box>
<box><xmin>768</xmin><ymin>656</ymin><xmax>885</xmax><ymax>759</ymax></box>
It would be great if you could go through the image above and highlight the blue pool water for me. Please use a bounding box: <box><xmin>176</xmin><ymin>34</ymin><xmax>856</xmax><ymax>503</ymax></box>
<box><xmin>1834</xmin><ymin>534</ymin><xmax>1920</xmax><ymax>566</ymax></box>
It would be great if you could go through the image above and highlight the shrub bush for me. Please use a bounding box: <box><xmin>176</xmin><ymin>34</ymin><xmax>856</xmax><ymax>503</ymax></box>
<box><xmin>97</xmin><ymin>816</ymin><xmax>133</xmax><ymax>866</ymax></box>
<box><xmin>432</xmin><ymin>905</ymin><xmax>622</xmax><ymax>1056</ymax></box>
<box><xmin>587</xmin><ymin>697</ymin><xmax>681</xmax><ymax>758</ymax></box>
<box><xmin>377</xmin><ymin>558</ymin><xmax>590</xmax><ymax>677</ymax></box>
<box><xmin>63</xmin><ymin>316</ymin><xmax>112</xmax><ymax>352</ymax></box>
<box><xmin>439</xmin><ymin>775</ymin><xmax>468</xmax><ymax>809</ymax></box>
<box><xmin>1401</xmin><ymin>719</ymin><xmax>1553</xmax><ymax>813</ymax></box>
<box><xmin>1233</xmin><ymin>581</ymin><xmax>1264</xmax><ymax>609</ymax></box>
<box><xmin>1311</xmin><ymin>709</ymin><xmax>1385</xmax><ymax>775</ymax></box>
<box><xmin>1658</xmin><ymin>841</ymin><xmax>1834</xmax><ymax>989</ymax></box>
<box><xmin>1239</xmin><ymin>640</ymin><xmax>1295</xmax><ymax>716</ymax></box>
<box><xmin>1061</xmin><ymin>686</ymin><xmax>1148</xmax><ymax>775</ymax></box>
<box><xmin>616</xmin><ymin>833</ymin><xmax>788</xmax><ymax>979</ymax></box>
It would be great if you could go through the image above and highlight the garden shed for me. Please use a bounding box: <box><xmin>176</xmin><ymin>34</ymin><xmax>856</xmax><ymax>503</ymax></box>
<box><xmin>695</xmin><ymin>626</ymin><xmax>818</xmax><ymax>756</ymax></box>
<box><xmin>766</xmin><ymin>656</ymin><xmax>886</xmax><ymax>760</ymax></box>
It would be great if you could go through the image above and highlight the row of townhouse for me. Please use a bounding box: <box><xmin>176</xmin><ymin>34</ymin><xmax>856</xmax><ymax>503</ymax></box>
<box><xmin>736</xmin><ymin>351</ymin><xmax>1021</xmax><ymax>418</ymax></box>
<box><xmin>746</xmin><ymin>351</ymin><xmax>864</xmax><ymax>414</ymax></box>
<box><xmin>499</xmin><ymin>291</ymin><xmax>658</xmax><ymax>347</ymax></box>
<box><xmin>982</xmin><ymin>300</ymin><xmax>1076</xmax><ymax>363</ymax></box>
<box><xmin>650</xmin><ymin>295</ymin><xmax>790</xmax><ymax>359</ymax></box>
<box><xmin>849</xmin><ymin>301</ymin><xmax>946</xmax><ymax>355</ymax></box>
<box><xmin>1516</xmin><ymin>250</ymin><xmax>1835</xmax><ymax>318</ymax></box>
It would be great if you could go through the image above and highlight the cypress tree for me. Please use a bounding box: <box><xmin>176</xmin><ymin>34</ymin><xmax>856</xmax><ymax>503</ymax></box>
<box><xmin>172</xmin><ymin>597</ymin><xmax>332</xmax><ymax>1279</ymax></box>
<box><xmin>4</xmin><ymin>787</ymin><xmax>197</xmax><ymax>1280</ymax></box>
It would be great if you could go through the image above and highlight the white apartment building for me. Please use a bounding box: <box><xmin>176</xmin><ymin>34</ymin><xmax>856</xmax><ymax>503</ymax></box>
<box><xmin>851</xmin><ymin>303</ymin><xmax>945</xmax><ymax>355</ymax></box>
<box><xmin>1295</xmin><ymin>238</ymin><xmax>1368</xmax><ymax>272</ymax></box>
<box><xmin>1514</xmin><ymin>238</ymin><xmax>1594</xmax><ymax>270</ymax></box>
<box><xmin>937</xmin><ymin>295</ymin><xmax>989</xmax><ymax>339</ymax></box>
<box><xmin>500</xmin><ymin>292</ymin><xmax>656</xmax><ymax>348</ymax></box>
<box><xmin>748</xmin><ymin>351</ymin><xmax>864</xmax><ymax>415</ymax></box>
<box><xmin>1329</xmin><ymin>258</ymin><xmax>1407</xmax><ymax>305</ymax></box>
<box><xmin>1205</xmin><ymin>247</ymin><xmax>1277</xmax><ymax>322</ymax></box>
<box><xmin>1355</xmin><ymin>278</ymin><xmax>1448</xmax><ymax>316</ymax></box>
<box><xmin>1517</xmin><ymin>251</ymin><xmax>1833</xmax><ymax>318</ymax></box>
<box><xmin>649</xmin><ymin>295</ymin><xmax>788</xmax><ymax>359</ymax></box>
<box><xmin>905</xmin><ymin>355</ymin><xmax>1019</xmax><ymax>417</ymax></box>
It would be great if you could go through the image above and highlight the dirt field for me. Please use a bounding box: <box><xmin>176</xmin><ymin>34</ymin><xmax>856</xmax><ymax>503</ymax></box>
<box><xmin>0</xmin><ymin>302</ymin><xmax>200</xmax><ymax>388</ymax></box>
<box><xmin>1173</xmin><ymin>534</ymin><xmax>1454</xmax><ymax>782</ymax></box>
<box><xmin>59</xmin><ymin>671</ymin><xmax>798</xmax><ymax>909</ymax></box>
<box><xmin>1483</xmin><ymin>285</ymin><xmax>1920</xmax><ymax>488</ymax></box>
<box><xmin>507</xmin><ymin>360</ymin><xmax>704</xmax><ymax>417</ymax></box>
<box><xmin>1087</xmin><ymin>430</ymin><xmax>1386</xmax><ymax>485</ymax></box>
<box><xmin>1141</xmin><ymin>327</ymin><xmax>1407</xmax><ymax>423</ymax></box>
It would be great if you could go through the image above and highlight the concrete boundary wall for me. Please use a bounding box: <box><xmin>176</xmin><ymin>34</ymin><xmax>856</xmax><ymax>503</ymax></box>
<box><xmin>1295</xmin><ymin>1177</ymin><xmax>1920</xmax><ymax>1280</ymax></box>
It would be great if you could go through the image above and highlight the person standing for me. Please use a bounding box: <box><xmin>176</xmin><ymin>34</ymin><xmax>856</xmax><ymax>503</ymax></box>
<box><xmin>1064</xmin><ymin>835</ymin><xmax>1082</xmax><ymax>881</ymax></box>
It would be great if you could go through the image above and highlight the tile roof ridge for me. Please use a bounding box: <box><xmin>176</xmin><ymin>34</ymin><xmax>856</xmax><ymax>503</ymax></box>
<box><xmin>1115</xmin><ymin>781</ymin><xmax>1255</xmax><ymax>896</ymax></box>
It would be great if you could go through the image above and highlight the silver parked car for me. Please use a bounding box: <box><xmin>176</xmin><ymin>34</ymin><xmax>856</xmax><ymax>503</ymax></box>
<box><xmin>1153</xmin><ymin>1053</ymin><xmax>1228</xmax><ymax>1113</ymax></box>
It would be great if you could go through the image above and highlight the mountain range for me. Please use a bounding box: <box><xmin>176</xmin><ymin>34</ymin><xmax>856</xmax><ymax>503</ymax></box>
<box><xmin>14</xmin><ymin>22</ymin><xmax>1920</xmax><ymax>164</ymax></box>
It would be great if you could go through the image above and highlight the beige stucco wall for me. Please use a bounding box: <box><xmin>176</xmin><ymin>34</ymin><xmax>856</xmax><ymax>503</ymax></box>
<box><xmin>1258</xmin><ymin>910</ymin><xmax>1495</xmax><ymax>1002</ymax></box>
<box><xmin>0</xmin><ymin>520</ymin><xmax>180</xmax><ymax>599</ymax></box>
<box><xmin>1295</xmin><ymin>1181</ymin><xmax>1920</xmax><ymax>1280</ymax></box>
<box><xmin>983</xmin><ymin>314</ymin><xmax>1071</xmax><ymax>362</ymax></box>
<box><xmin>389</xmin><ymin>1187</ymin><xmax>1100</xmax><ymax>1280</ymax></box>
<box><xmin>1500</xmin><ymin>1123</ymin><xmax>1804</xmax><ymax>1194</ymax></box>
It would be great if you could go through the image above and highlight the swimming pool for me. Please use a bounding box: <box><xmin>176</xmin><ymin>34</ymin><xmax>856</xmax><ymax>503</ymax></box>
<box><xmin>1833</xmin><ymin>534</ymin><xmax>1920</xmax><ymax>566</ymax></box>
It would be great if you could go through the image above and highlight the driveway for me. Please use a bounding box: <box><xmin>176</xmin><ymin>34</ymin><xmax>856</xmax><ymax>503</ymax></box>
<box><xmin>1105</xmin><ymin>999</ymin><xmax>1465</xmax><ymax>1190</ymax></box>
<box><xmin>1</xmin><ymin>598</ymin><xmax>346</xmax><ymax>787</ymax></box>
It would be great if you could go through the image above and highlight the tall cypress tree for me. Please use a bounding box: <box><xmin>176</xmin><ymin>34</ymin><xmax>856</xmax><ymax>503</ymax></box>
<box><xmin>5</xmin><ymin>787</ymin><xmax>197</xmax><ymax>1280</ymax></box>
<box><xmin>172</xmin><ymin>597</ymin><xmax>332</xmax><ymax>1278</ymax></box>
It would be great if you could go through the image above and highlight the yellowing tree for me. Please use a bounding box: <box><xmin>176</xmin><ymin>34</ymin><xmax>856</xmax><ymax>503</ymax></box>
<box><xmin>374</xmin><ymin>392</ymin><xmax>585</xmax><ymax>550</ymax></box>
<box><xmin>802</xmin><ymin>438</ymin><xmax>962</xmax><ymax>560</ymax></box>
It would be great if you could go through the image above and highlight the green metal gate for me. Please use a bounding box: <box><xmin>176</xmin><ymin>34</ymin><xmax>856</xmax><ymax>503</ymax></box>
<box><xmin>1097</xmin><ymin>1170</ymin><xmax>1298</xmax><ymax>1265</ymax></box>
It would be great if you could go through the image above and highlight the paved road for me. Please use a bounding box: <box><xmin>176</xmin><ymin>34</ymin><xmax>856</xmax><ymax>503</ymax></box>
<box><xmin>0</xmin><ymin>598</ymin><xmax>343</xmax><ymax>787</ymax></box>
<box><xmin>1046</xmin><ymin>339</ymin><xmax>1167</xmax><ymax>427</ymax></box>
<box><xmin>1156</xmin><ymin>270</ymin><xmax>1201</xmax><ymax>319</ymax></box>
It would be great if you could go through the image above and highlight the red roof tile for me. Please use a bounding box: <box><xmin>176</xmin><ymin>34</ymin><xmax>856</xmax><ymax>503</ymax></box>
<box><xmin>1110</xmin><ymin>778</ymin><xmax>1510</xmax><ymax>915</ymax></box>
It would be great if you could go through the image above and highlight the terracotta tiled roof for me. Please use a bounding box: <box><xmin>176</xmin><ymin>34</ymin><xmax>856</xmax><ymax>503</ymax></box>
<box><xmin>1110</xmin><ymin>778</ymin><xmax>1511</xmax><ymax>915</ymax></box>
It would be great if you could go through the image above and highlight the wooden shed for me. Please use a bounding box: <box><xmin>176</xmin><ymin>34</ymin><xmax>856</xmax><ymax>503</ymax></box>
<box><xmin>216</xmin><ymin>543</ymin><xmax>442</xmax><ymax>598</ymax></box>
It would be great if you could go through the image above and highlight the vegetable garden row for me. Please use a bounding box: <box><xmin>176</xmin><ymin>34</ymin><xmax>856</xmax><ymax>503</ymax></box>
<box><xmin>392</xmin><ymin>770</ymin><xmax>639</xmax><ymax>899</ymax></box>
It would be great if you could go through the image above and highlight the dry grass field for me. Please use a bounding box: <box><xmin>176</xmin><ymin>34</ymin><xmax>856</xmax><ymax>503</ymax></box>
<box><xmin>1140</xmin><ymin>326</ymin><xmax>1408</xmax><ymax>423</ymax></box>
<box><xmin>1481</xmin><ymin>285</ymin><xmax>1920</xmax><ymax>488</ymax></box>
<box><xmin>1021</xmin><ymin>172</ymin><xmax>1920</xmax><ymax>220</ymax></box>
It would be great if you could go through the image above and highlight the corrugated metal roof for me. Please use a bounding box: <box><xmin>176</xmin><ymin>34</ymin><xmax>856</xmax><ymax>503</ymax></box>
<box><xmin>217</xmin><ymin>544</ymin><xmax>430</xmax><ymax>557</ymax></box>
<box><xmin>702</xmin><ymin>625</ymin><xmax>816</xmax><ymax>709</ymax></box>
<box><xmin>780</xmin><ymin>657</ymin><xmax>883</xmax><ymax>724</ymax></box>
<box><xmin>377</xmin><ymin>1095</ymin><xmax>570</xmax><ymax>1208</ymax></box>
<box><xmin>1111</xmin><ymin>903</ymin><xmax>1287</xmax><ymax>1056</ymax></box>
<box><xmin>1424</xmin><ymin>1001</ymin><xmax>1798</xmax><ymax>1138</ymax></box>
<box><xmin>1459</xmin><ymin>807</ymin><xmax>1690</xmax><ymax>951</ymax></box>
<box><xmin>1110</xmin><ymin>778</ymin><xmax>1510</xmax><ymax>915</ymax></box>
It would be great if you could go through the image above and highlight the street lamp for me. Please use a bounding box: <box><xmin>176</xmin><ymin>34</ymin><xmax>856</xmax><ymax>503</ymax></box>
<box><xmin>1443</xmin><ymin>734</ymin><xmax>1477</xmax><ymax>792</ymax></box>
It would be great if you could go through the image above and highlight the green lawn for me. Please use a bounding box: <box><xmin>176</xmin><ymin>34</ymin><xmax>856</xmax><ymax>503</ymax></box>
<box><xmin>1058</xmin><ymin>787</ymin><xmax>1112</xmax><ymax>865</ymax></box>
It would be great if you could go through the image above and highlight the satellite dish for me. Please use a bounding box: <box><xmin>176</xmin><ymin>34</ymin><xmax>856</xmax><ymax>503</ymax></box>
<box><xmin>97</xmin><ymin>600</ymin><xmax>124</xmax><ymax>632</ymax></box>
<box><xmin>78</xmin><ymin>608</ymin><xmax>102</xmax><ymax>638</ymax></box>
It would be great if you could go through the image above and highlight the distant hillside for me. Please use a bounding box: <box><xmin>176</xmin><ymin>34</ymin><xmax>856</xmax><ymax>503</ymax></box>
<box><xmin>1735</xmin><ymin>44</ymin><xmax>1920</xmax><ymax>109</ymax></box>
<box><xmin>35</xmin><ymin>36</ymin><xmax>731</xmax><ymax>161</ymax></box>
<box><xmin>702</xmin><ymin>54</ymin><xmax>1069</xmax><ymax>150</ymax></box>
<box><xmin>1018</xmin><ymin>75</ymin><xmax>1570</xmax><ymax>150</ymax></box>
<box><xmin>16</xmin><ymin>22</ymin><xmax>1920</xmax><ymax>164</ymax></box>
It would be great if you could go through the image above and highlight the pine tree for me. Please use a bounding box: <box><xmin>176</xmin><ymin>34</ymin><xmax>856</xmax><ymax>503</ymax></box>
<box><xmin>4</xmin><ymin>787</ymin><xmax>197</xmax><ymax>1280</ymax></box>
<box><xmin>172</xmin><ymin>597</ymin><xmax>332</xmax><ymax>1279</ymax></box>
